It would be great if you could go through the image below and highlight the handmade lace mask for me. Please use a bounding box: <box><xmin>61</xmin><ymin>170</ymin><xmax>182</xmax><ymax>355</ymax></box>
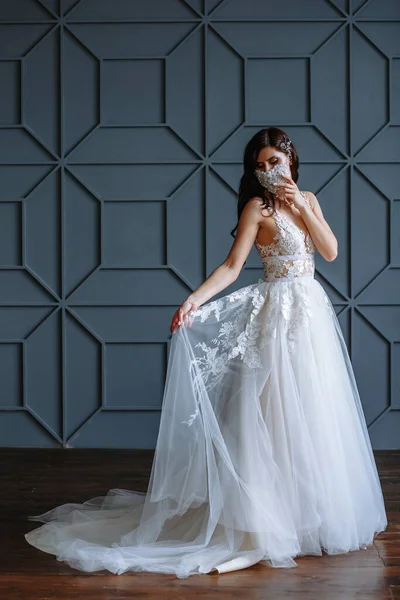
<box><xmin>254</xmin><ymin>163</ymin><xmax>291</xmax><ymax>195</ymax></box>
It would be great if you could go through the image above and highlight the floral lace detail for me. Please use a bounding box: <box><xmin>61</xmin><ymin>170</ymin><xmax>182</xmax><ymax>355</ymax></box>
<box><xmin>189</xmin><ymin>286</ymin><xmax>270</xmax><ymax>395</ymax></box>
<box><xmin>186</xmin><ymin>279</ymin><xmax>319</xmax><ymax>395</ymax></box>
<box><xmin>196</xmin><ymin>299</ymin><xmax>225</xmax><ymax>322</ymax></box>
<box><xmin>260</xmin><ymin>255</ymin><xmax>315</xmax><ymax>282</ymax></box>
<box><xmin>255</xmin><ymin>191</ymin><xmax>317</xmax><ymax>282</ymax></box>
<box><xmin>180</xmin><ymin>280</ymin><xmax>321</xmax><ymax>426</ymax></box>
<box><xmin>280</xmin><ymin>281</ymin><xmax>314</xmax><ymax>357</ymax></box>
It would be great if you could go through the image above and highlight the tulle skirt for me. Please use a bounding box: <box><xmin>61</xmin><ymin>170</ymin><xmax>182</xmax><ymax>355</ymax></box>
<box><xmin>24</xmin><ymin>275</ymin><xmax>388</xmax><ymax>578</ymax></box>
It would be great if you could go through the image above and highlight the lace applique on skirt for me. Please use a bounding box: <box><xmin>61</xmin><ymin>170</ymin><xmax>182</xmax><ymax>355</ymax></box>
<box><xmin>190</xmin><ymin>285</ymin><xmax>275</xmax><ymax>394</ymax></box>
<box><xmin>187</xmin><ymin>278</ymin><xmax>322</xmax><ymax>399</ymax></box>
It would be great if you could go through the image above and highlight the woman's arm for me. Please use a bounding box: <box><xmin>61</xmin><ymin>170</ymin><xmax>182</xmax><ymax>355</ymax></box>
<box><xmin>170</xmin><ymin>198</ymin><xmax>261</xmax><ymax>333</ymax></box>
<box><xmin>301</xmin><ymin>191</ymin><xmax>338</xmax><ymax>262</ymax></box>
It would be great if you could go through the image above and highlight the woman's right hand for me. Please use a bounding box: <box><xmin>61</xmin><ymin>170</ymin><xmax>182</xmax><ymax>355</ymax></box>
<box><xmin>170</xmin><ymin>298</ymin><xmax>200</xmax><ymax>334</ymax></box>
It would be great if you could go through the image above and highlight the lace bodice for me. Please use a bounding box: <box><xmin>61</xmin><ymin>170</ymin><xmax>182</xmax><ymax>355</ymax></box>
<box><xmin>254</xmin><ymin>192</ymin><xmax>317</xmax><ymax>282</ymax></box>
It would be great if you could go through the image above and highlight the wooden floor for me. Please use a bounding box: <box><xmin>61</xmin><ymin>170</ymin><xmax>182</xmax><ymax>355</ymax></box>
<box><xmin>4</xmin><ymin>448</ymin><xmax>400</xmax><ymax>599</ymax></box>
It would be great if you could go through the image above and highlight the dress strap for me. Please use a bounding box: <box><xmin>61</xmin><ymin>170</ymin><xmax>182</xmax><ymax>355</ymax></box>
<box><xmin>300</xmin><ymin>190</ymin><xmax>311</xmax><ymax>209</ymax></box>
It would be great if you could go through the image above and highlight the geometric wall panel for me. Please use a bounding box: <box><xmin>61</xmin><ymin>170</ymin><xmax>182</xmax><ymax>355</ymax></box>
<box><xmin>356</xmin><ymin>126</ymin><xmax>400</xmax><ymax>162</ymax></box>
<box><xmin>68</xmin><ymin>128</ymin><xmax>199</xmax><ymax>163</ymax></box>
<box><xmin>0</xmin><ymin>24</ymin><xmax>54</xmax><ymax>58</ymax></box>
<box><xmin>356</xmin><ymin>22</ymin><xmax>400</xmax><ymax>57</ymax></box>
<box><xmin>25</xmin><ymin>28</ymin><xmax>60</xmax><ymax>154</ymax></box>
<box><xmin>67</xmin><ymin>164</ymin><xmax>198</xmax><ymax>199</ymax></box>
<box><xmin>352</xmin><ymin>310</ymin><xmax>390</xmax><ymax>427</ymax></box>
<box><xmin>394</xmin><ymin>200</ymin><xmax>400</xmax><ymax>266</ymax></box>
<box><xmin>351</xmin><ymin>170</ymin><xmax>389</xmax><ymax>297</ymax></box>
<box><xmin>168</xmin><ymin>28</ymin><xmax>204</xmax><ymax>155</ymax></box>
<box><xmin>0</xmin><ymin>0</ymin><xmax>399</xmax><ymax>448</ymax></box>
<box><xmin>392</xmin><ymin>59</ymin><xmax>400</xmax><ymax>124</ymax></box>
<box><xmin>206</xmin><ymin>28</ymin><xmax>243</xmax><ymax>155</ymax></box>
<box><xmin>105</xmin><ymin>343</ymin><xmax>166</xmax><ymax>409</ymax></box>
<box><xmin>169</xmin><ymin>171</ymin><xmax>205</xmax><ymax>288</ymax></box>
<box><xmin>26</xmin><ymin>170</ymin><xmax>62</xmax><ymax>295</ymax></box>
<box><xmin>102</xmin><ymin>60</ymin><xmax>164</xmax><ymax>124</ymax></box>
<box><xmin>213</xmin><ymin>0</ymin><xmax>342</xmax><ymax>18</ymax></box>
<box><xmin>312</xmin><ymin>27</ymin><xmax>348</xmax><ymax>154</ymax></box>
<box><xmin>394</xmin><ymin>343</ymin><xmax>400</xmax><ymax>409</ymax></box>
<box><xmin>0</xmin><ymin>165</ymin><xmax>54</xmax><ymax>199</ymax></box>
<box><xmin>63</xmin><ymin>28</ymin><xmax>99</xmax><ymax>155</ymax></box>
<box><xmin>65</xmin><ymin>311</ymin><xmax>101</xmax><ymax>440</ymax></box>
<box><xmin>103</xmin><ymin>201</ymin><xmax>165</xmax><ymax>267</ymax></box>
<box><xmin>247</xmin><ymin>58</ymin><xmax>309</xmax><ymax>123</ymax></box>
<box><xmin>0</xmin><ymin>201</ymin><xmax>21</xmax><ymax>266</ymax></box>
<box><xmin>69</xmin><ymin>0</ymin><xmax>197</xmax><ymax>20</ymax></box>
<box><xmin>0</xmin><ymin>343</ymin><xmax>22</xmax><ymax>408</ymax></box>
<box><xmin>211</xmin><ymin>22</ymin><xmax>342</xmax><ymax>56</ymax></box>
<box><xmin>64</xmin><ymin>171</ymin><xmax>100</xmax><ymax>297</ymax></box>
<box><xmin>67</xmin><ymin>23</ymin><xmax>196</xmax><ymax>58</ymax></box>
<box><xmin>0</xmin><ymin>61</ymin><xmax>20</xmax><ymax>126</ymax></box>
<box><xmin>351</xmin><ymin>28</ymin><xmax>388</xmax><ymax>155</ymax></box>
<box><xmin>0</xmin><ymin>1</ymin><xmax>50</xmax><ymax>20</ymax></box>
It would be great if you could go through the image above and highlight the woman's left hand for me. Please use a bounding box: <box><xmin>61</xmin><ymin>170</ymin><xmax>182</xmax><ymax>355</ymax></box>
<box><xmin>274</xmin><ymin>175</ymin><xmax>307</xmax><ymax>216</ymax></box>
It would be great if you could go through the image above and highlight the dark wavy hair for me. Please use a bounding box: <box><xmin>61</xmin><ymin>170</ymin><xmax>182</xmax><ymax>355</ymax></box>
<box><xmin>230</xmin><ymin>127</ymin><xmax>299</xmax><ymax>239</ymax></box>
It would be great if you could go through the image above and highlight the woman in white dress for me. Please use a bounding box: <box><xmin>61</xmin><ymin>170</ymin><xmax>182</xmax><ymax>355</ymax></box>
<box><xmin>25</xmin><ymin>127</ymin><xmax>388</xmax><ymax>578</ymax></box>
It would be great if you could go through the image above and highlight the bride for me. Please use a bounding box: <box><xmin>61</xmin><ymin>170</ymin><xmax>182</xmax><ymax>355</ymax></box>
<box><xmin>25</xmin><ymin>127</ymin><xmax>388</xmax><ymax>578</ymax></box>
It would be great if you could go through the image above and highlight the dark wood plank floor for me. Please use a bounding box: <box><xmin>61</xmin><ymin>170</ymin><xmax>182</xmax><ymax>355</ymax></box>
<box><xmin>3</xmin><ymin>448</ymin><xmax>399</xmax><ymax>599</ymax></box>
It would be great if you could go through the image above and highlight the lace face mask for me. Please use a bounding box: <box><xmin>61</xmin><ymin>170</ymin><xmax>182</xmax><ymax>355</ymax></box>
<box><xmin>254</xmin><ymin>163</ymin><xmax>291</xmax><ymax>195</ymax></box>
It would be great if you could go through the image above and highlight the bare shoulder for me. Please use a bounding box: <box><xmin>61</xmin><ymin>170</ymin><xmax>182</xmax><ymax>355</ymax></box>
<box><xmin>247</xmin><ymin>196</ymin><xmax>265</xmax><ymax>209</ymax></box>
<box><xmin>247</xmin><ymin>196</ymin><xmax>273</xmax><ymax>215</ymax></box>
<box><xmin>240</xmin><ymin>196</ymin><xmax>266</xmax><ymax>219</ymax></box>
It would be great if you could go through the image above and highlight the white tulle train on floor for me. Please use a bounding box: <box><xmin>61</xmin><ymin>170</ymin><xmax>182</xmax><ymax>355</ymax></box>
<box><xmin>25</xmin><ymin>276</ymin><xmax>387</xmax><ymax>578</ymax></box>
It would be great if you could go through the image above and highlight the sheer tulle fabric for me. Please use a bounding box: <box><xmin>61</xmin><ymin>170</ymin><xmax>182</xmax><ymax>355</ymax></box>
<box><xmin>25</xmin><ymin>277</ymin><xmax>387</xmax><ymax>578</ymax></box>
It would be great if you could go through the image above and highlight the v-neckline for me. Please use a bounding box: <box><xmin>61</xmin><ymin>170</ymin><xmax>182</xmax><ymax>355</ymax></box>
<box><xmin>254</xmin><ymin>194</ymin><xmax>311</xmax><ymax>247</ymax></box>
<box><xmin>275</xmin><ymin>208</ymin><xmax>308</xmax><ymax>238</ymax></box>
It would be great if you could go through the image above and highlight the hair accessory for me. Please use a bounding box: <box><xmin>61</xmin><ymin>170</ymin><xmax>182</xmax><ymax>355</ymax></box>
<box><xmin>278</xmin><ymin>139</ymin><xmax>292</xmax><ymax>157</ymax></box>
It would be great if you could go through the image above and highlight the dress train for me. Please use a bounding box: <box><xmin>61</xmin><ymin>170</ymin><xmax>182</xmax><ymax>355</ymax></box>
<box><xmin>24</xmin><ymin>194</ymin><xmax>388</xmax><ymax>578</ymax></box>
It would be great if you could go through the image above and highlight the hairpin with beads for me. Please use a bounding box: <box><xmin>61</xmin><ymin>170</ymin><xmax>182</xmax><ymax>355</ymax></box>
<box><xmin>278</xmin><ymin>139</ymin><xmax>292</xmax><ymax>157</ymax></box>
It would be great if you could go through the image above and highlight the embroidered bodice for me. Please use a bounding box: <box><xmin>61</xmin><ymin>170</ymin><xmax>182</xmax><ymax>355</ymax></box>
<box><xmin>254</xmin><ymin>192</ymin><xmax>316</xmax><ymax>282</ymax></box>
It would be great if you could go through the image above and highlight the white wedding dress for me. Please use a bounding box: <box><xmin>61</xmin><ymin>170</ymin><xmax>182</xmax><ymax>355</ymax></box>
<box><xmin>25</xmin><ymin>193</ymin><xmax>387</xmax><ymax>578</ymax></box>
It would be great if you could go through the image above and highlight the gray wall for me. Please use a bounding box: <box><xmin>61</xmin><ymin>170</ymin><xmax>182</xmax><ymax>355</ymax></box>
<box><xmin>0</xmin><ymin>0</ymin><xmax>399</xmax><ymax>448</ymax></box>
